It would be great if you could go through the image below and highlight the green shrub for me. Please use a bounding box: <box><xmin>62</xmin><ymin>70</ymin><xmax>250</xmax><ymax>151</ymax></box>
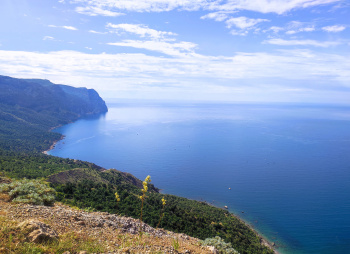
<box><xmin>0</xmin><ymin>178</ymin><xmax>56</xmax><ymax>205</ymax></box>
<box><xmin>201</xmin><ymin>236</ymin><xmax>240</xmax><ymax>254</ymax></box>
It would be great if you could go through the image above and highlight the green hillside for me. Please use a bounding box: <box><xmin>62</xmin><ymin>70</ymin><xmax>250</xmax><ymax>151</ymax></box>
<box><xmin>0</xmin><ymin>75</ymin><xmax>107</xmax><ymax>152</ymax></box>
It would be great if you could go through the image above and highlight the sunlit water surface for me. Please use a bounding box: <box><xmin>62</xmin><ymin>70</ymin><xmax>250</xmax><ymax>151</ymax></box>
<box><xmin>49</xmin><ymin>101</ymin><xmax>350</xmax><ymax>254</ymax></box>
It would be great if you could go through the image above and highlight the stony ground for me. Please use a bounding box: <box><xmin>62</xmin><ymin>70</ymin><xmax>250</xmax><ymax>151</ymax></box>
<box><xmin>0</xmin><ymin>197</ymin><xmax>213</xmax><ymax>254</ymax></box>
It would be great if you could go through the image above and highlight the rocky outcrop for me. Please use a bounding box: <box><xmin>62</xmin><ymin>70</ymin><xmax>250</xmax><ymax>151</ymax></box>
<box><xmin>17</xmin><ymin>220</ymin><xmax>58</xmax><ymax>243</ymax></box>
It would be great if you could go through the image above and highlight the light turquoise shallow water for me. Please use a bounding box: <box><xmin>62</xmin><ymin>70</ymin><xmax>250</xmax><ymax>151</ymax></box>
<box><xmin>49</xmin><ymin>101</ymin><xmax>350</xmax><ymax>254</ymax></box>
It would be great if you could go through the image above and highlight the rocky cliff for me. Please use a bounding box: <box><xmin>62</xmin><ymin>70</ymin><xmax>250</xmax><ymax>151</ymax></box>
<box><xmin>0</xmin><ymin>75</ymin><xmax>108</xmax><ymax>152</ymax></box>
<box><xmin>0</xmin><ymin>75</ymin><xmax>107</xmax><ymax>121</ymax></box>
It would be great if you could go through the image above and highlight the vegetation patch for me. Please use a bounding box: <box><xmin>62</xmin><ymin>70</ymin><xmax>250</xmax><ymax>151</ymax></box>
<box><xmin>202</xmin><ymin>236</ymin><xmax>240</xmax><ymax>254</ymax></box>
<box><xmin>0</xmin><ymin>178</ymin><xmax>56</xmax><ymax>206</ymax></box>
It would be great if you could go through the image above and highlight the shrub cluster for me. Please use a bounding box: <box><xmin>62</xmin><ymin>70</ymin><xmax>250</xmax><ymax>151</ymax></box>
<box><xmin>0</xmin><ymin>178</ymin><xmax>56</xmax><ymax>205</ymax></box>
<box><xmin>202</xmin><ymin>236</ymin><xmax>240</xmax><ymax>254</ymax></box>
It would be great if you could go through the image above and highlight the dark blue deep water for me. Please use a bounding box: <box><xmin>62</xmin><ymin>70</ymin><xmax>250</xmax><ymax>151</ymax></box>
<box><xmin>49</xmin><ymin>101</ymin><xmax>350</xmax><ymax>254</ymax></box>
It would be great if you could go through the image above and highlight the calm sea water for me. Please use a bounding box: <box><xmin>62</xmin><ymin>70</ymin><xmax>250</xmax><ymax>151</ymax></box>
<box><xmin>49</xmin><ymin>101</ymin><xmax>350</xmax><ymax>254</ymax></box>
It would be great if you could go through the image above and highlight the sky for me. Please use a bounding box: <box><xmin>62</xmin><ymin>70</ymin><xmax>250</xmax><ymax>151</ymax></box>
<box><xmin>0</xmin><ymin>0</ymin><xmax>349</xmax><ymax>104</ymax></box>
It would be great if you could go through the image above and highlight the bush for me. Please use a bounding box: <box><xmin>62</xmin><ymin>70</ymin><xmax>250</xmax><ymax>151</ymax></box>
<box><xmin>202</xmin><ymin>236</ymin><xmax>240</xmax><ymax>254</ymax></box>
<box><xmin>0</xmin><ymin>178</ymin><xmax>56</xmax><ymax>205</ymax></box>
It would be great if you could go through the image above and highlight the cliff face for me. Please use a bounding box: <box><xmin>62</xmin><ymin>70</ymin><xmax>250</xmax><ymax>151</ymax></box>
<box><xmin>0</xmin><ymin>75</ymin><xmax>108</xmax><ymax>121</ymax></box>
<box><xmin>0</xmin><ymin>75</ymin><xmax>108</xmax><ymax>152</ymax></box>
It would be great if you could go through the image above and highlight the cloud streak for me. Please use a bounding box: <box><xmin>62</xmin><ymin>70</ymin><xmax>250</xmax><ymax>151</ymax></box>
<box><xmin>322</xmin><ymin>25</ymin><xmax>346</xmax><ymax>32</ymax></box>
<box><xmin>107</xmin><ymin>23</ymin><xmax>176</xmax><ymax>40</ymax></box>
<box><xmin>0</xmin><ymin>49</ymin><xmax>348</xmax><ymax>85</ymax></box>
<box><xmin>0</xmin><ymin>47</ymin><xmax>349</xmax><ymax>102</ymax></box>
<box><xmin>75</xmin><ymin>6</ymin><xmax>124</xmax><ymax>16</ymax></box>
<box><xmin>48</xmin><ymin>25</ymin><xmax>78</xmax><ymax>30</ymax></box>
<box><xmin>68</xmin><ymin>0</ymin><xmax>341</xmax><ymax>15</ymax></box>
<box><xmin>265</xmin><ymin>38</ymin><xmax>342</xmax><ymax>47</ymax></box>
<box><xmin>225</xmin><ymin>16</ymin><xmax>269</xmax><ymax>29</ymax></box>
<box><xmin>107</xmin><ymin>40</ymin><xmax>197</xmax><ymax>57</ymax></box>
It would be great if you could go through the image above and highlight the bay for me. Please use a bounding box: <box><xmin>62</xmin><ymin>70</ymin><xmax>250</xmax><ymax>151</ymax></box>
<box><xmin>49</xmin><ymin>101</ymin><xmax>350</xmax><ymax>254</ymax></box>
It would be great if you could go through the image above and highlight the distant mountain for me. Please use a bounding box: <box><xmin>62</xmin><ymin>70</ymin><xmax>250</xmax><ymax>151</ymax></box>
<box><xmin>0</xmin><ymin>75</ymin><xmax>107</xmax><ymax>119</ymax></box>
<box><xmin>0</xmin><ymin>75</ymin><xmax>108</xmax><ymax>152</ymax></box>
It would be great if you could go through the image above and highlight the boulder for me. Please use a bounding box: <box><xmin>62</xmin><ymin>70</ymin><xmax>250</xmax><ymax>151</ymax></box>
<box><xmin>17</xmin><ymin>220</ymin><xmax>58</xmax><ymax>243</ymax></box>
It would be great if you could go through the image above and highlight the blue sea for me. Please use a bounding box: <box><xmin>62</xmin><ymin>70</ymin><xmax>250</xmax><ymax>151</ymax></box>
<box><xmin>49</xmin><ymin>101</ymin><xmax>350</xmax><ymax>254</ymax></box>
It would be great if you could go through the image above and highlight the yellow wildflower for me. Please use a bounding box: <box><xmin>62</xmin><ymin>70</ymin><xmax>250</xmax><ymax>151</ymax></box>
<box><xmin>115</xmin><ymin>192</ymin><xmax>120</xmax><ymax>202</ymax></box>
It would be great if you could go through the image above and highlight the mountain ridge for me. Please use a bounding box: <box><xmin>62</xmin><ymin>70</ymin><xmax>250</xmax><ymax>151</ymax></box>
<box><xmin>0</xmin><ymin>75</ymin><xmax>107</xmax><ymax>152</ymax></box>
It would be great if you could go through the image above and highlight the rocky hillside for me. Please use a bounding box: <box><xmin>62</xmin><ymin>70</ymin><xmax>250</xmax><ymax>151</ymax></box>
<box><xmin>0</xmin><ymin>197</ymin><xmax>212</xmax><ymax>254</ymax></box>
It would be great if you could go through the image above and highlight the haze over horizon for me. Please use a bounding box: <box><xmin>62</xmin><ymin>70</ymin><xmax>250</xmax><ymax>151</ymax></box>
<box><xmin>0</xmin><ymin>0</ymin><xmax>349</xmax><ymax>104</ymax></box>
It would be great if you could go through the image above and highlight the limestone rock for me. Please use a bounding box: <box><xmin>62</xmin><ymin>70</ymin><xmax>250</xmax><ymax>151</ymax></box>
<box><xmin>17</xmin><ymin>220</ymin><xmax>58</xmax><ymax>243</ymax></box>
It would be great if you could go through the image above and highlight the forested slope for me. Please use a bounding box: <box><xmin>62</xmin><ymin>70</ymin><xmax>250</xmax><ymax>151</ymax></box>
<box><xmin>0</xmin><ymin>75</ymin><xmax>107</xmax><ymax>152</ymax></box>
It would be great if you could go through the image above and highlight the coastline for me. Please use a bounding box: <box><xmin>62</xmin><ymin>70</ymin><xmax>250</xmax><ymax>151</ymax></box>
<box><xmin>42</xmin><ymin>124</ymin><xmax>66</xmax><ymax>155</ymax></box>
<box><xmin>199</xmin><ymin>201</ymin><xmax>279</xmax><ymax>253</ymax></box>
<box><xmin>42</xmin><ymin>135</ymin><xmax>65</xmax><ymax>155</ymax></box>
<box><xmin>238</xmin><ymin>216</ymin><xmax>280</xmax><ymax>254</ymax></box>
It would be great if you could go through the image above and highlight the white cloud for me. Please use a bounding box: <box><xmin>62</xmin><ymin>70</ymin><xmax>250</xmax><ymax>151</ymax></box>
<box><xmin>107</xmin><ymin>40</ymin><xmax>197</xmax><ymax>57</ymax></box>
<box><xmin>107</xmin><ymin>23</ymin><xmax>176</xmax><ymax>40</ymax></box>
<box><xmin>0</xmin><ymin>48</ymin><xmax>348</xmax><ymax>86</ymax></box>
<box><xmin>209</xmin><ymin>0</ymin><xmax>341</xmax><ymax>14</ymax></box>
<box><xmin>67</xmin><ymin>0</ymin><xmax>341</xmax><ymax>15</ymax></box>
<box><xmin>71</xmin><ymin>0</ymin><xmax>206</xmax><ymax>13</ymax></box>
<box><xmin>268</xmin><ymin>26</ymin><xmax>284</xmax><ymax>33</ymax></box>
<box><xmin>286</xmin><ymin>27</ymin><xmax>315</xmax><ymax>34</ymax></box>
<box><xmin>106</xmin><ymin>23</ymin><xmax>192</xmax><ymax>56</ymax></box>
<box><xmin>48</xmin><ymin>25</ymin><xmax>78</xmax><ymax>31</ymax></box>
<box><xmin>225</xmin><ymin>16</ymin><xmax>269</xmax><ymax>29</ymax></box>
<box><xmin>0</xmin><ymin>48</ymin><xmax>349</xmax><ymax>103</ymax></box>
<box><xmin>230</xmin><ymin>30</ymin><xmax>248</xmax><ymax>36</ymax></box>
<box><xmin>265</xmin><ymin>38</ymin><xmax>342</xmax><ymax>47</ymax></box>
<box><xmin>201</xmin><ymin>13</ymin><xmax>269</xmax><ymax>36</ymax></box>
<box><xmin>63</xmin><ymin>26</ymin><xmax>78</xmax><ymax>31</ymax></box>
<box><xmin>43</xmin><ymin>36</ymin><xmax>55</xmax><ymax>41</ymax></box>
<box><xmin>89</xmin><ymin>30</ymin><xmax>107</xmax><ymax>34</ymax></box>
<box><xmin>322</xmin><ymin>25</ymin><xmax>346</xmax><ymax>32</ymax></box>
<box><xmin>200</xmin><ymin>12</ymin><xmax>231</xmax><ymax>22</ymax></box>
<box><xmin>285</xmin><ymin>21</ymin><xmax>315</xmax><ymax>34</ymax></box>
<box><xmin>75</xmin><ymin>6</ymin><xmax>124</xmax><ymax>17</ymax></box>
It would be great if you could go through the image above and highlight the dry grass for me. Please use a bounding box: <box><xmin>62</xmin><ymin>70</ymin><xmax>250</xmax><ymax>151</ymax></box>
<box><xmin>0</xmin><ymin>198</ymin><xmax>211</xmax><ymax>253</ymax></box>
<box><xmin>0</xmin><ymin>216</ymin><xmax>107</xmax><ymax>254</ymax></box>
<box><xmin>0</xmin><ymin>193</ymin><xmax>10</xmax><ymax>202</ymax></box>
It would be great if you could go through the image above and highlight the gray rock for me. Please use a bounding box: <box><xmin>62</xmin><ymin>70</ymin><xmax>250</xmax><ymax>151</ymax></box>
<box><xmin>17</xmin><ymin>220</ymin><xmax>58</xmax><ymax>243</ymax></box>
